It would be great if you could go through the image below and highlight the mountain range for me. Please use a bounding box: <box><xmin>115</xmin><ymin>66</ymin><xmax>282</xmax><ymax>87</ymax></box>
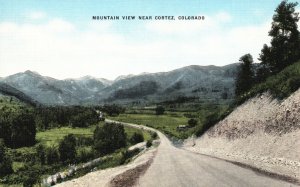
<box><xmin>0</xmin><ymin>64</ymin><xmax>239</xmax><ymax>105</ymax></box>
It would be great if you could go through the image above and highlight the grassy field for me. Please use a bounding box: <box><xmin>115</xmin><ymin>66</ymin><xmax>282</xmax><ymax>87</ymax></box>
<box><xmin>36</xmin><ymin>126</ymin><xmax>95</xmax><ymax>146</ymax></box>
<box><xmin>110</xmin><ymin>112</ymin><xmax>193</xmax><ymax>139</ymax></box>
<box><xmin>123</xmin><ymin>125</ymin><xmax>152</xmax><ymax>141</ymax></box>
<box><xmin>36</xmin><ymin>122</ymin><xmax>151</xmax><ymax>147</ymax></box>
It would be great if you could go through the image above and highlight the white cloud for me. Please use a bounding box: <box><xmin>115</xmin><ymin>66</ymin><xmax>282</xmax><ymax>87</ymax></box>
<box><xmin>215</xmin><ymin>12</ymin><xmax>232</xmax><ymax>23</ymax></box>
<box><xmin>27</xmin><ymin>11</ymin><xmax>46</xmax><ymax>20</ymax></box>
<box><xmin>145</xmin><ymin>12</ymin><xmax>271</xmax><ymax>65</ymax></box>
<box><xmin>0</xmin><ymin>12</ymin><xmax>272</xmax><ymax>80</ymax></box>
<box><xmin>45</xmin><ymin>19</ymin><xmax>75</xmax><ymax>33</ymax></box>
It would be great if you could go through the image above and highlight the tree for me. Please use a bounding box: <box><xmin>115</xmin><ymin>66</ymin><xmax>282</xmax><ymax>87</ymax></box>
<box><xmin>46</xmin><ymin>146</ymin><xmax>60</xmax><ymax>165</ymax></box>
<box><xmin>188</xmin><ymin>118</ymin><xmax>198</xmax><ymax>127</ymax></box>
<box><xmin>58</xmin><ymin>134</ymin><xmax>77</xmax><ymax>163</ymax></box>
<box><xmin>101</xmin><ymin>104</ymin><xmax>126</xmax><ymax>116</ymax></box>
<box><xmin>129</xmin><ymin>132</ymin><xmax>144</xmax><ymax>144</ymax></box>
<box><xmin>155</xmin><ymin>106</ymin><xmax>165</xmax><ymax>115</ymax></box>
<box><xmin>36</xmin><ymin>144</ymin><xmax>46</xmax><ymax>165</ymax></box>
<box><xmin>0</xmin><ymin>140</ymin><xmax>13</xmax><ymax>177</ymax></box>
<box><xmin>22</xmin><ymin>164</ymin><xmax>41</xmax><ymax>187</ymax></box>
<box><xmin>235</xmin><ymin>54</ymin><xmax>255</xmax><ymax>96</ymax></box>
<box><xmin>70</xmin><ymin>110</ymin><xmax>98</xmax><ymax>128</ymax></box>
<box><xmin>10</xmin><ymin>110</ymin><xmax>36</xmax><ymax>148</ymax></box>
<box><xmin>0</xmin><ymin>112</ymin><xmax>12</xmax><ymax>146</ymax></box>
<box><xmin>0</xmin><ymin>110</ymin><xmax>36</xmax><ymax>148</ymax></box>
<box><xmin>94</xmin><ymin>123</ymin><xmax>126</xmax><ymax>155</ymax></box>
<box><xmin>151</xmin><ymin>132</ymin><xmax>158</xmax><ymax>139</ymax></box>
<box><xmin>146</xmin><ymin>140</ymin><xmax>152</xmax><ymax>148</ymax></box>
<box><xmin>259</xmin><ymin>0</ymin><xmax>299</xmax><ymax>74</ymax></box>
<box><xmin>255</xmin><ymin>63</ymin><xmax>271</xmax><ymax>83</ymax></box>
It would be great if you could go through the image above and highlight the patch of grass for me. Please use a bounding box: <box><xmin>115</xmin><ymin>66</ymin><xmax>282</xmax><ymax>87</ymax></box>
<box><xmin>124</xmin><ymin>126</ymin><xmax>151</xmax><ymax>141</ymax></box>
<box><xmin>110</xmin><ymin>103</ymin><xmax>232</xmax><ymax>139</ymax></box>
<box><xmin>110</xmin><ymin>113</ymin><xmax>189</xmax><ymax>139</ymax></box>
<box><xmin>12</xmin><ymin>162</ymin><xmax>25</xmax><ymax>172</ymax></box>
<box><xmin>36</xmin><ymin>126</ymin><xmax>96</xmax><ymax>147</ymax></box>
<box><xmin>36</xmin><ymin>121</ymin><xmax>151</xmax><ymax>147</ymax></box>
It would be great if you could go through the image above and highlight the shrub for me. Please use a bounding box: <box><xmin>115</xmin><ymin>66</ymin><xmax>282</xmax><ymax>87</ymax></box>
<box><xmin>36</xmin><ymin>144</ymin><xmax>46</xmax><ymax>165</ymax></box>
<box><xmin>195</xmin><ymin>112</ymin><xmax>220</xmax><ymax>137</ymax></box>
<box><xmin>76</xmin><ymin>148</ymin><xmax>94</xmax><ymax>162</ymax></box>
<box><xmin>287</xmin><ymin>76</ymin><xmax>300</xmax><ymax>93</ymax></box>
<box><xmin>22</xmin><ymin>164</ymin><xmax>41</xmax><ymax>187</ymax></box>
<box><xmin>151</xmin><ymin>132</ymin><xmax>158</xmax><ymax>139</ymax></box>
<box><xmin>237</xmin><ymin>60</ymin><xmax>300</xmax><ymax>104</ymax></box>
<box><xmin>76</xmin><ymin>136</ymin><xmax>93</xmax><ymax>147</ymax></box>
<box><xmin>120</xmin><ymin>148</ymin><xmax>140</xmax><ymax>164</ymax></box>
<box><xmin>70</xmin><ymin>110</ymin><xmax>98</xmax><ymax>128</ymax></box>
<box><xmin>58</xmin><ymin>134</ymin><xmax>77</xmax><ymax>163</ymax></box>
<box><xmin>0</xmin><ymin>140</ymin><xmax>13</xmax><ymax>177</ymax></box>
<box><xmin>146</xmin><ymin>140</ymin><xmax>152</xmax><ymax>148</ymax></box>
<box><xmin>188</xmin><ymin>118</ymin><xmax>198</xmax><ymax>127</ymax></box>
<box><xmin>155</xmin><ymin>106</ymin><xmax>165</xmax><ymax>115</ymax></box>
<box><xmin>94</xmin><ymin>123</ymin><xmax>127</xmax><ymax>155</ymax></box>
<box><xmin>46</xmin><ymin>146</ymin><xmax>59</xmax><ymax>165</ymax></box>
<box><xmin>129</xmin><ymin>132</ymin><xmax>144</xmax><ymax>144</ymax></box>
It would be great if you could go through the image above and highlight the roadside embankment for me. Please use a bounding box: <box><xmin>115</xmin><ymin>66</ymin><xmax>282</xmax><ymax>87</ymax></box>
<box><xmin>184</xmin><ymin>89</ymin><xmax>300</xmax><ymax>180</ymax></box>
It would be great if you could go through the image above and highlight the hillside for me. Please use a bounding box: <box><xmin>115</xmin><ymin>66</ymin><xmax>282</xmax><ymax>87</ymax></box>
<box><xmin>1</xmin><ymin>64</ymin><xmax>238</xmax><ymax>105</ymax></box>
<box><xmin>0</xmin><ymin>93</ymin><xmax>29</xmax><ymax>111</ymax></box>
<box><xmin>184</xmin><ymin>62</ymin><xmax>300</xmax><ymax>180</ymax></box>
<box><xmin>0</xmin><ymin>82</ymin><xmax>38</xmax><ymax>106</ymax></box>
<box><xmin>103</xmin><ymin>64</ymin><xmax>238</xmax><ymax>104</ymax></box>
<box><xmin>1</xmin><ymin>71</ymin><xmax>109</xmax><ymax>105</ymax></box>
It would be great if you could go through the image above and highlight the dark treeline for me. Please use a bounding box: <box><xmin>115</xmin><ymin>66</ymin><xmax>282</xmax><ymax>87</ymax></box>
<box><xmin>96</xmin><ymin>104</ymin><xmax>126</xmax><ymax>116</ymax></box>
<box><xmin>35</xmin><ymin>106</ymin><xmax>99</xmax><ymax>130</ymax></box>
<box><xmin>0</xmin><ymin>104</ymin><xmax>126</xmax><ymax>149</ymax></box>
<box><xmin>0</xmin><ymin>109</ymin><xmax>36</xmax><ymax>148</ymax></box>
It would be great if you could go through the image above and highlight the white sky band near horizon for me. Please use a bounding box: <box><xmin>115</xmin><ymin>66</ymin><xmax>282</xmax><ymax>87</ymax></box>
<box><xmin>0</xmin><ymin>0</ymin><xmax>298</xmax><ymax>80</ymax></box>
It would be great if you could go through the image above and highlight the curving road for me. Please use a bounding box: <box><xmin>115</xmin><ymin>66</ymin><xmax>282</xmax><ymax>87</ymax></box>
<box><xmin>107</xmin><ymin>120</ymin><xmax>297</xmax><ymax>187</ymax></box>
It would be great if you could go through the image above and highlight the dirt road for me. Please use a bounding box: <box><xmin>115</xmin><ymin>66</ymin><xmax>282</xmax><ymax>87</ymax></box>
<box><xmin>135</xmin><ymin>129</ymin><xmax>297</xmax><ymax>186</ymax></box>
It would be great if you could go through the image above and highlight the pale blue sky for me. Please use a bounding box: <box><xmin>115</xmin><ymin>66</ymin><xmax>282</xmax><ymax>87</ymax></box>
<box><xmin>0</xmin><ymin>0</ymin><xmax>296</xmax><ymax>79</ymax></box>
<box><xmin>0</xmin><ymin>0</ymin><xmax>282</xmax><ymax>27</ymax></box>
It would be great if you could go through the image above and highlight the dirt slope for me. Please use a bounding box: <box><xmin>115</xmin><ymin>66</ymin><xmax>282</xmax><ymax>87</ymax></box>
<box><xmin>184</xmin><ymin>88</ymin><xmax>300</xmax><ymax>180</ymax></box>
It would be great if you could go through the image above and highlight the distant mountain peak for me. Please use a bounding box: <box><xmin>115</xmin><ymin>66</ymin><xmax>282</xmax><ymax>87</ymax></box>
<box><xmin>115</xmin><ymin>74</ymin><xmax>135</xmax><ymax>81</ymax></box>
<box><xmin>77</xmin><ymin>75</ymin><xmax>95</xmax><ymax>80</ymax></box>
<box><xmin>24</xmin><ymin>70</ymin><xmax>41</xmax><ymax>76</ymax></box>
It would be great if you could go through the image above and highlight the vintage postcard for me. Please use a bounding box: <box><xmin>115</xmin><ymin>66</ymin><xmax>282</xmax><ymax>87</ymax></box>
<box><xmin>0</xmin><ymin>0</ymin><xmax>299</xmax><ymax>186</ymax></box>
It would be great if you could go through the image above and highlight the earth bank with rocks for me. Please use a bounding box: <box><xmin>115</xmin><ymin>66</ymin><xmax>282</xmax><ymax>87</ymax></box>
<box><xmin>184</xmin><ymin>88</ymin><xmax>300</xmax><ymax>180</ymax></box>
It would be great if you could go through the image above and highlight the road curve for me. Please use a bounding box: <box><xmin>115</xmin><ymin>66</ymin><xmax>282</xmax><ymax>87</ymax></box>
<box><xmin>107</xmin><ymin>120</ymin><xmax>297</xmax><ymax>187</ymax></box>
